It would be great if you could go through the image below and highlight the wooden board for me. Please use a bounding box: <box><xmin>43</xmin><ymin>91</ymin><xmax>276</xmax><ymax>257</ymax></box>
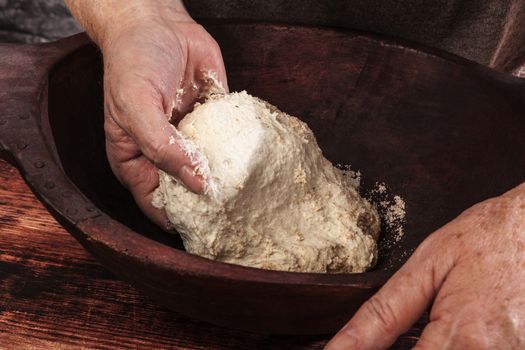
<box><xmin>0</xmin><ymin>159</ymin><xmax>424</xmax><ymax>349</ymax></box>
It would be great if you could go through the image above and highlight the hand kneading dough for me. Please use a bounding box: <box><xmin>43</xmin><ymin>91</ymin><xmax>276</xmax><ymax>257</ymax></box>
<box><xmin>153</xmin><ymin>91</ymin><xmax>380</xmax><ymax>273</ymax></box>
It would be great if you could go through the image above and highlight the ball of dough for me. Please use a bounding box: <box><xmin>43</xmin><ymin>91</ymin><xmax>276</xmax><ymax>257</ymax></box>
<box><xmin>153</xmin><ymin>91</ymin><xmax>380</xmax><ymax>273</ymax></box>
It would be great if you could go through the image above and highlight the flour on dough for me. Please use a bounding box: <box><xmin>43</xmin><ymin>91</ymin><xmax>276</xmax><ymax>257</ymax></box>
<box><xmin>153</xmin><ymin>91</ymin><xmax>380</xmax><ymax>273</ymax></box>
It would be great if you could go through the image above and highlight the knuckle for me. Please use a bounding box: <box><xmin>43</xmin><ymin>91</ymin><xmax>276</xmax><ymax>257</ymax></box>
<box><xmin>410</xmin><ymin>232</ymin><xmax>444</xmax><ymax>264</ymax></box>
<box><xmin>112</xmin><ymin>84</ymin><xmax>136</xmax><ymax>114</ymax></box>
<box><xmin>104</xmin><ymin>96</ymin><xmax>119</xmax><ymax>122</ymax></box>
<box><xmin>111</xmin><ymin>87</ymin><xmax>128</xmax><ymax>113</ymax></box>
<box><xmin>103</xmin><ymin>115</ymin><xmax>131</xmax><ymax>147</ymax></box>
<box><xmin>103</xmin><ymin>115</ymin><xmax>119</xmax><ymax>138</ymax></box>
<box><xmin>414</xmin><ymin>338</ymin><xmax>436</xmax><ymax>350</ymax></box>
<box><xmin>148</xmin><ymin>141</ymin><xmax>178</xmax><ymax>172</ymax></box>
<box><xmin>414</xmin><ymin>232</ymin><xmax>439</xmax><ymax>252</ymax></box>
<box><xmin>149</xmin><ymin>141</ymin><xmax>168</xmax><ymax>167</ymax></box>
<box><xmin>207</xmin><ymin>37</ymin><xmax>222</xmax><ymax>55</ymax></box>
<box><xmin>105</xmin><ymin>75</ymin><xmax>160</xmax><ymax>121</ymax></box>
<box><xmin>461</xmin><ymin>197</ymin><xmax>494</xmax><ymax>217</ymax></box>
<box><xmin>105</xmin><ymin>84</ymin><xmax>134</xmax><ymax>122</ymax></box>
<box><xmin>362</xmin><ymin>296</ymin><xmax>398</xmax><ymax>334</ymax></box>
<box><xmin>209</xmin><ymin>43</ymin><xmax>226</xmax><ymax>68</ymax></box>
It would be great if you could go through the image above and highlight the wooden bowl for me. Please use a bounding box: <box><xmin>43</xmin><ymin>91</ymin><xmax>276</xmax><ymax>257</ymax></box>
<box><xmin>1</xmin><ymin>23</ymin><xmax>525</xmax><ymax>334</ymax></box>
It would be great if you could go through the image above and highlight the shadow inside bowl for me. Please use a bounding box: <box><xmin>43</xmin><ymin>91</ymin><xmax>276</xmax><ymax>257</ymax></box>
<box><xmin>47</xmin><ymin>23</ymin><xmax>525</xmax><ymax>276</ymax></box>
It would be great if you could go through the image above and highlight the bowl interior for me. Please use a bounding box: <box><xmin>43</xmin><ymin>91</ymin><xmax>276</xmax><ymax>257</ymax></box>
<box><xmin>47</xmin><ymin>23</ymin><xmax>525</xmax><ymax>274</ymax></box>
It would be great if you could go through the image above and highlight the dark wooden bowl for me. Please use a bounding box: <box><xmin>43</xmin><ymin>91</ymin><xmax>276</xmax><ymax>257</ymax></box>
<box><xmin>1</xmin><ymin>23</ymin><xmax>525</xmax><ymax>335</ymax></box>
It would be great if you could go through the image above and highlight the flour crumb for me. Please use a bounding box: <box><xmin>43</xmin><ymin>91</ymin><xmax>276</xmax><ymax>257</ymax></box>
<box><xmin>199</xmin><ymin>70</ymin><xmax>226</xmax><ymax>98</ymax></box>
<box><xmin>338</xmin><ymin>164</ymin><xmax>362</xmax><ymax>189</ymax></box>
<box><xmin>513</xmin><ymin>65</ymin><xmax>525</xmax><ymax>78</ymax></box>
<box><xmin>368</xmin><ymin>182</ymin><xmax>407</xmax><ymax>242</ymax></box>
<box><xmin>386</xmin><ymin>195</ymin><xmax>406</xmax><ymax>241</ymax></box>
<box><xmin>293</xmin><ymin>167</ymin><xmax>307</xmax><ymax>184</ymax></box>
<box><xmin>175</xmin><ymin>88</ymin><xmax>185</xmax><ymax>105</ymax></box>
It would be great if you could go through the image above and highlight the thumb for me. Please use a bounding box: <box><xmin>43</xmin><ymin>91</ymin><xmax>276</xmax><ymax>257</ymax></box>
<box><xmin>325</xmin><ymin>235</ymin><xmax>454</xmax><ymax>350</ymax></box>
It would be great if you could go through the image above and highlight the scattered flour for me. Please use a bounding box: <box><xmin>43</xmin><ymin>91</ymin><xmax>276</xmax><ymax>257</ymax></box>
<box><xmin>368</xmin><ymin>182</ymin><xmax>407</xmax><ymax>242</ymax></box>
<box><xmin>337</xmin><ymin>169</ymin><xmax>407</xmax><ymax>243</ymax></box>
<box><xmin>338</xmin><ymin>164</ymin><xmax>362</xmax><ymax>190</ymax></box>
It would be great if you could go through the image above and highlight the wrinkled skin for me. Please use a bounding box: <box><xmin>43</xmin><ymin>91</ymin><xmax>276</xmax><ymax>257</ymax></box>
<box><xmin>102</xmin><ymin>10</ymin><xmax>227</xmax><ymax>227</ymax></box>
<box><xmin>326</xmin><ymin>183</ymin><xmax>525</xmax><ymax>349</ymax></box>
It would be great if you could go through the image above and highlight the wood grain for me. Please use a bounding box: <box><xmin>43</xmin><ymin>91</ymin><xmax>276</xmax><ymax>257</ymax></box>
<box><xmin>0</xmin><ymin>158</ymin><xmax>424</xmax><ymax>349</ymax></box>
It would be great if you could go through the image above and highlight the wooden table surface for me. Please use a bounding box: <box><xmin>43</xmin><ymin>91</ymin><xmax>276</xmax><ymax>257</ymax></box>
<box><xmin>0</xmin><ymin>158</ymin><xmax>423</xmax><ymax>349</ymax></box>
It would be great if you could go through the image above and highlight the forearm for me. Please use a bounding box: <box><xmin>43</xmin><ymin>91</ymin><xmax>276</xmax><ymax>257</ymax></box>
<box><xmin>64</xmin><ymin>0</ymin><xmax>188</xmax><ymax>49</ymax></box>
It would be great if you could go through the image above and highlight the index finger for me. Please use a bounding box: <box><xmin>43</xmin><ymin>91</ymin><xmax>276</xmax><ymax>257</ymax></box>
<box><xmin>325</xmin><ymin>235</ymin><xmax>454</xmax><ymax>350</ymax></box>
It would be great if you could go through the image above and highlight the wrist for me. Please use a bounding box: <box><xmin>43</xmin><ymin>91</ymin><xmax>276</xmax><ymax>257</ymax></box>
<box><xmin>66</xmin><ymin>0</ymin><xmax>192</xmax><ymax>51</ymax></box>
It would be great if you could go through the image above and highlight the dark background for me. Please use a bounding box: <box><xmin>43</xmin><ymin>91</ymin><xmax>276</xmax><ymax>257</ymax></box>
<box><xmin>2</xmin><ymin>0</ymin><xmax>525</xmax><ymax>72</ymax></box>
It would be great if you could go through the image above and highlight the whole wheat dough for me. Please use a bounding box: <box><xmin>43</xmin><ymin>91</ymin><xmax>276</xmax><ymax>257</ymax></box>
<box><xmin>153</xmin><ymin>91</ymin><xmax>380</xmax><ymax>273</ymax></box>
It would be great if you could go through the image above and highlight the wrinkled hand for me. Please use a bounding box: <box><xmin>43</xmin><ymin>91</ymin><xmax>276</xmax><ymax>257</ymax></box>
<box><xmin>326</xmin><ymin>183</ymin><xmax>525</xmax><ymax>349</ymax></box>
<box><xmin>100</xmin><ymin>5</ymin><xmax>227</xmax><ymax>226</ymax></box>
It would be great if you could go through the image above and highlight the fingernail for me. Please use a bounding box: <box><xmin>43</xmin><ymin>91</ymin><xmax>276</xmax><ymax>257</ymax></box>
<box><xmin>324</xmin><ymin>328</ymin><xmax>358</xmax><ymax>350</ymax></box>
<box><xmin>177</xmin><ymin>165</ymin><xmax>204</xmax><ymax>194</ymax></box>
